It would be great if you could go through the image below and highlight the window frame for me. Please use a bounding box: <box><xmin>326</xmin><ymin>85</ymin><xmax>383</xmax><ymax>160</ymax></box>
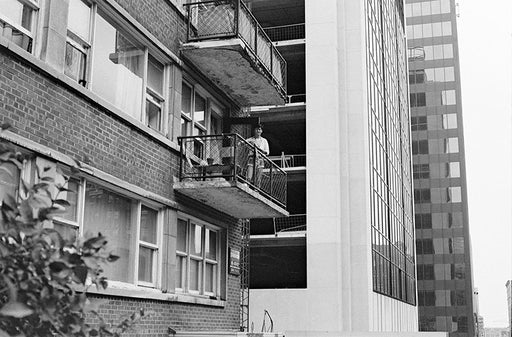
<box><xmin>0</xmin><ymin>0</ymin><xmax>39</xmax><ymax>53</ymax></box>
<box><xmin>65</xmin><ymin>0</ymin><xmax>95</xmax><ymax>86</ymax></box>
<box><xmin>176</xmin><ymin>213</ymin><xmax>221</xmax><ymax>298</ymax></box>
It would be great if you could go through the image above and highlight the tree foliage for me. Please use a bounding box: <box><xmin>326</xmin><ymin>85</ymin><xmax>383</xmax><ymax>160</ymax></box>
<box><xmin>0</xmin><ymin>125</ymin><xmax>144</xmax><ymax>336</ymax></box>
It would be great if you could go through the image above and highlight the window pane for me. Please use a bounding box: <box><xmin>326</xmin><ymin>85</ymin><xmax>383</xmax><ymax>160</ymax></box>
<box><xmin>84</xmin><ymin>183</ymin><xmax>133</xmax><ymax>282</ymax></box>
<box><xmin>146</xmin><ymin>97</ymin><xmax>161</xmax><ymax>130</ymax></box>
<box><xmin>147</xmin><ymin>56</ymin><xmax>164</xmax><ymax>96</ymax></box>
<box><xmin>140</xmin><ymin>205</ymin><xmax>157</xmax><ymax>244</ymax></box>
<box><xmin>2</xmin><ymin>0</ymin><xmax>28</xmax><ymax>29</ymax></box>
<box><xmin>176</xmin><ymin>255</ymin><xmax>185</xmax><ymax>288</ymax></box>
<box><xmin>181</xmin><ymin>83</ymin><xmax>192</xmax><ymax>119</ymax></box>
<box><xmin>205</xmin><ymin>263</ymin><xmax>216</xmax><ymax>293</ymax></box>
<box><xmin>138</xmin><ymin>246</ymin><xmax>154</xmax><ymax>283</ymax></box>
<box><xmin>64</xmin><ymin>43</ymin><xmax>86</xmax><ymax>83</ymax></box>
<box><xmin>189</xmin><ymin>259</ymin><xmax>202</xmax><ymax>291</ymax></box>
<box><xmin>190</xmin><ymin>223</ymin><xmax>203</xmax><ymax>256</ymax></box>
<box><xmin>177</xmin><ymin>219</ymin><xmax>187</xmax><ymax>252</ymax></box>
<box><xmin>58</xmin><ymin>178</ymin><xmax>79</xmax><ymax>222</ymax></box>
<box><xmin>194</xmin><ymin>93</ymin><xmax>206</xmax><ymax>127</ymax></box>
<box><xmin>68</xmin><ymin>0</ymin><xmax>90</xmax><ymax>41</ymax></box>
<box><xmin>91</xmin><ymin>14</ymin><xmax>144</xmax><ymax>121</ymax></box>
<box><xmin>0</xmin><ymin>162</ymin><xmax>19</xmax><ymax>203</ymax></box>
<box><xmin>53</xmin><ymin>222</ymin><xmax>78</xmax><ymax>242</ymax></box>
<box><xmin>205</xmin><ymin>229</ymin><xmax>217</xmax><ymax>260</ymax></box>
<box><xmin>181</xmin><ymin>117</ymin><xmax>190</xmax><ymax>136</ymax></box>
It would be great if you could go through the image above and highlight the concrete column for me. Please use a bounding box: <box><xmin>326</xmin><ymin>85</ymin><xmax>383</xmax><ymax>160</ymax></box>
<box><xmin>40</xmin><ymin>0</ymin><xmax>70</xmax><ymax>72</ymax></box>
<box><xmin>170</xmin><ymin>66</ymin><xmax>183</xmax><ymax>142</ymax></box>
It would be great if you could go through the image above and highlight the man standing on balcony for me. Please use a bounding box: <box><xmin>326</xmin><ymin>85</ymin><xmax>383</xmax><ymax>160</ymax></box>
<box><xmin>246</xmin><ymin>124</ymin><xmax>269</xmax><ymax>186</ymax></box>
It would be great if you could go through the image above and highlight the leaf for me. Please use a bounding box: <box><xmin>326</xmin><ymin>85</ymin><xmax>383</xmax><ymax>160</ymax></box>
<box><xmin>53</xmin><ymin>199</ymin><xmax>71</xmax><ymax>207</ymax></box>
<box><xmin>0</xmin><ymin>301</ymin><xmax>34</xmax><ymax>318</ymax></box>
<box><xmin>74</xmin><ymin>265</ymin><xmax>88</xmax><ymax>284</ymax></box>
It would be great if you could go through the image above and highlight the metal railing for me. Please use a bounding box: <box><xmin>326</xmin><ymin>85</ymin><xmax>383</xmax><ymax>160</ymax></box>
<box><xmin>268</xmin><ymin>153</ymin><xmax>306</xmax><ymax>169</ymax></box>
<box><xmin>274</xmin><ymin>213</ymin><xmax>306</xmax><ymax>233</ymax></box>
<box><xmin>287</xmin><ymin>94</ymin><xmax>306</xmax><ymax>104</ymax></box>
<box><xmin>184</xmin><ymin>0</ymin><xmax>287</xmax><ymax>92</ymax></box>
<box><xmin>178</xmin><ymin>134</ymin><xmax>287</xmax><ymax>208</ymax></box>
<box><xmin>264</xmin><ymin>23</ymin><xmax>305</xmax><ymax>42</ymax></box>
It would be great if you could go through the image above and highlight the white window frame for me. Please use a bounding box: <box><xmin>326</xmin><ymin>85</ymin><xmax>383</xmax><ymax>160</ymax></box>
<box><xmin>0</xmin><ymin>0</ymin><xmax>39</xmax><ymax>53</ymax></box>
<box><xmin>176</xmin><ymin>213</ymin><xmax>221</xmax><ymax>297</ymax></box>
<box><xmin>65</xmin><ymin>0</ymin><xmax>96</xmax><ymax>87</ymax></box>
<box><xmin>78</xmin><ymin>180</ymin><xmax>164</xmax><ymax>288</ymax></box>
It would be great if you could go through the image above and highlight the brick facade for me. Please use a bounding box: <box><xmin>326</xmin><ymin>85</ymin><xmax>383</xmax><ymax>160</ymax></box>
<box><xmin>0</xmin><ymin>0</ymin><xmax>243</xmax><ymax>334</ymax></box>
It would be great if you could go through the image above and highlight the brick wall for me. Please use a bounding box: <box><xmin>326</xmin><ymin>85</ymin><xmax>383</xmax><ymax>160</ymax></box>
<box><xmin>113</xmin><ymin>0</ymin><xmax>187</xmax><ymax>55</ymax></box>
<box><xmin>87</xmin><ymin>222</ymin><xmax>241</xmax><ymax>336</ymax></box>
<box><xmin>0</xmin><ymin>44</ymin><xmax>241</xmax><ymax>334</ymax></box>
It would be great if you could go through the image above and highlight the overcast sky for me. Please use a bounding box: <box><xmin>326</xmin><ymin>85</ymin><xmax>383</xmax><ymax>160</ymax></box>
<box><xmin>457</xmin><ymin>0</ymin><xmax>512</xmax><ymax>328</ymax></box>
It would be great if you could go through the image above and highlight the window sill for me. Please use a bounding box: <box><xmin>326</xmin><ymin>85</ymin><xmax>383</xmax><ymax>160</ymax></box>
<box><xmin>0</xmin><ymin>36</ymin><xmax>181</xmax><ymax>155</ymax></box>
<box><xmin>83</xmin><ymin>282</ymin><xmax>226</xmax><ymax>307</ymax></box>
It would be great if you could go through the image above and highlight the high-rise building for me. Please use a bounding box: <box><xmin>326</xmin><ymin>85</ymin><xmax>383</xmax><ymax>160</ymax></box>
<box><xmin>405</xmin><ymin>0</ymin><xmax>475</xmax><ymax>336</ymax></box>
<box><xmin>506</xmin><ymin>280</ymin><xmax>512</xmax><ymax>334</ymax></box>
<box><xmin>246</xmin><ymin>0</ymin><xmax>441</xmax><ymax>335</ymax></box>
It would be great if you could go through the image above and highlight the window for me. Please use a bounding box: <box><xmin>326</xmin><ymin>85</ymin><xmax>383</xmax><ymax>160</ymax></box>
<box><xmin>90</xmin><ymin>11</ymin><xmax>170</xmax><ymax>134</ymax></box>
<box><xmin>414</xmin><ymin>188</ymin><xmax>431</xmax><ymax>203</ymax></box>
<box><xmin>441</xmin><ymin>90</ymin><xmax>456</xmax><ymax>105</ymax></box>
<box><xmin>83</xmin><ymin>182</ymin><xmax>161</xmax><ymax>286</ymax></box>
<box><xmin>176</xmin><ymin>215</ymin><xmax>220</xmax><ymax>297</ymax></box>
<box><xmin>0</xmin><ymin>0</ymin><xmax>38</xmax><ymax>52</ymax></box>
<box><xmin>411</xmin><ymin>116</ymin><xmax>427</xmax><ymax>131</ymax></box>
<box><xmin>415</xmin><ymin>213</ymin><xmax>432</xmax><ymax>229</ymax></box>
<box><xmin>407</xmin><ymin>22</ymin><xmax>452</xmax><ymax>39</ymax></box>
<box><xmin>442</xmin><ymin>114</ymin><xmax>457</xmax><ymax>129</ymax></box>
<box><xmin>180</xmin><ymin>81</ymin><xmax>225</xmax><ymax>158</ymax></box>
<box><xmin>146</xmin><ymin>56</ymin><xmax>165</xmax><ymax>130</ymax></box>
<box><xmin>412</xmin><ymin>139</ymin><xmax>428</xmax><ymax>154</ymax></box>
<box><xmin>65</xmin><ymin>0</ymin><xmax>92</xmax><ymax>86</ymax></box>
<box><xmin>423</xmin><ymin>67</ymin><xmax>455</xmax><ymax>83</ymax></box>
<box><xmin>413</xmin><ymin>164</ymin><xmax>430</xmax><ymax>179</ymax></box>
<box><xmin>432</xmin><ymin>212</ymin><xmax>463</xmax><ymax>229</ymax></box>
<box><xmin>405</xmin><ymin>0</ymin><xmax>451</xmax><ymax>17</ymax></box>
<box><xmin>410</xmin><ymin>92</ymin><xmax>426</xmax><ymax>107</ymax></box>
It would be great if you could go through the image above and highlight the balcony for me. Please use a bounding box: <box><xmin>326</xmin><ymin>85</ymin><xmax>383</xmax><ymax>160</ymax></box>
<box><xmin>181</xmin><ymin>0</ymin><xmax>287</xmax><ymax>107</ymax></box>
<box><xmin>174</xmin><ymin>134</ymin><xmax>288</xmax><ymax>219</ymax></box>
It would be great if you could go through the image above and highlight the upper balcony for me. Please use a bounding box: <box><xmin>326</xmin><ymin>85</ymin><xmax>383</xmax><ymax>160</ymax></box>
<box><xmin>181</xmin><ymin>0</ymin><xmax>287</xmax><ymax>107</ymax></box>
<box><xmin>174</xmin><ymin>134</ymin><xmax>288</xmax><ymax>219</ymax></box>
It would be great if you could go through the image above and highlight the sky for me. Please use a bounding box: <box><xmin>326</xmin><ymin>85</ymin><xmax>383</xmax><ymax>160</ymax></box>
<box><xmin>457</xmin><ymin>0</ymin><xmax>512</xmax><ymax>328</ymax></box>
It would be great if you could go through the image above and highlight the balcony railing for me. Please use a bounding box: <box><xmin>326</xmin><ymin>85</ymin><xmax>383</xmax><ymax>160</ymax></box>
<box><xmin>268</xmin><ymin>153</ymin><xmax>306</xmax><ymax>169</ymax></box>
<box><xmin>178</xmin><ymin>133</ymin><xmax>287</xmax><ymax>208</ymax></box>
<box><xmin>264</xmin><ymin>23</ymin><xmax>305</xmax><ymax>42</ymax></box>
<box><xmin>274</xmin><ymin>214</ymin><xmax>306</xmax><ymax>233</ymax></box>
<box><xmin>184</xmin><ymin>0</ymin><xmax>287</xmax><ymax>91</ymax></box>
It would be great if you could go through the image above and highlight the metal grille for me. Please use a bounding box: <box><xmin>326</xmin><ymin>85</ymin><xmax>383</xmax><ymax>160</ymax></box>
<box><xmin>185</xmin><ymin>0</ymin><xmax>287</xmax><ymax>96</ymax></box>
<box><xmin>178</xmin><ymin>134</ymin><xmax>287</xmax><ymax>208</ymax></box>
<box><xmin>268</xmin><ymin>154</ymin><xmax>306</xmax><ymax>168</ymax></box>
<box><xmin>188</xmin><ymin>2</ymin><xmax>237</xmax><ymax>39</ymax></box>
<box><xmin>264</xmin><ymin>23</ymin><xmax>305</xmax><ymax>42</ymax></box>
<box><xmin>274</xmin><ymin>214</ymin><xmax>306</xmax><ymax>233</ymax></box>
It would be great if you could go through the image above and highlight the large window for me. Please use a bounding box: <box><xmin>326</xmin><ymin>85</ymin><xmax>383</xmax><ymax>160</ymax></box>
<box><xmin>83</xmin><ymin>182</ymin><xmax>162</xmax><ymax>286</ymax></box>
<box><xmin>0</xmin><ymin>0</ymin><xmax>38</xmax><ymax>52</ymax></box>
<box><xmin>408</xmin><ymin>44</ymin><xmax>454</xmax><ymax>61</ymax></box>
<box><xmin>405</xmin><ymin>0</ymin><xmax>451</xmax><ymax>18</ymax></box>
<box><xmin>406</xmin><ymin>22</ymin><xmax>452</xmax><ymax>39</ymax></box>
<box><xmin>88</xmin><ymin>10</ymin><xmax>169</xmax><ymax>134</ymax></box>
<box><xmin>176</xmin><ymin>215</ymin><xmax>220</xmax><ymax>297</ymax></box>
<box><xmin>180</xmin><ymin>81</ymin><xmax>225</xmax><ymax>158</ymax></box>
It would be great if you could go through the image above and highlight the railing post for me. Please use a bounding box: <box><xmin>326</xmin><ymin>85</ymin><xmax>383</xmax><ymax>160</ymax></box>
<box><xmin>179</xmin><ymin>138</ymin><xmax>183</xmax><ymax>180</ymax></box>
<box><xmin>235</xmin><ymin>0</ymin><xmax>240</xmax><ymax>36</ymax></box>
<box><xmin>252</xmin><ymin>145</ymin><xmax>257</xmax><ymax>186</ymax></box>
<box><xmin>269</xmin><ymin>163</ymin><xmax>273</xmax><ymax>199</ymax></box>
<box><xmin>232</xmin><ymin>134</ymin><xmax>237</xmax><ymax>182</ymax></box>
<box><xmin>186</xmin><ymin>4</ymin><xmax>191</xmax><ymax>40</ymax></box>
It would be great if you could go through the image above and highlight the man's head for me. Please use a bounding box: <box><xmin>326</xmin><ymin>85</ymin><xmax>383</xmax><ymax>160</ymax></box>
<box><xmin>253</xmin><ymin>124</ymin><xmax>263</xmax><ymax>137</ymax></box>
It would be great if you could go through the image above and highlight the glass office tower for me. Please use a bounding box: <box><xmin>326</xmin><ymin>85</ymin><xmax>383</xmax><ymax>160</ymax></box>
<box><xmin>405</xmin><ymin>1</ymin><xmax>475</xmax><ymax>336</ymax></box>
